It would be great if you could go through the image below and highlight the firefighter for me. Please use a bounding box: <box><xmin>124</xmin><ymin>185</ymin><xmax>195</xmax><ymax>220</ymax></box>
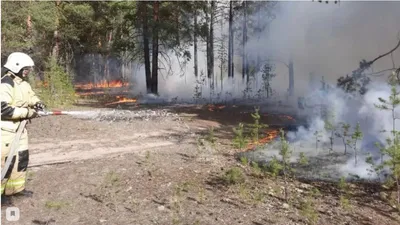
<box><xmin>1</xmin><ymin>52</ymin><xmax>46</xmax><ymax>197</ymax></box>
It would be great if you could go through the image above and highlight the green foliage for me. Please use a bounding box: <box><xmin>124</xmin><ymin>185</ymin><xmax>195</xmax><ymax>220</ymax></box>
<box><xmin>370</xmin><ymin>83</ymin><xmax>400</xmax><ymax>205</ymax></box>
<box><xmin>339</xmin><ymin>195</ymin><xmax>352</xmax><ymax>210</ymax></box>
<box><xmin>337</xmin><ymin>59</ymin><xmax>372</xmax><ymax>95</ymax></box>
<box><xmin>279</xmin><ymin>130</ymin><xmax>292</xmax><ymax>171</ymax></box>
<box><xmin>1</xmin><ymin>2</ymin><xmax>34</xmax><ymax>57</ymax></box>
<box><xmin>298</xmin><ymin>152</ymin><xmax>309</xmax><ymax>166</ymax></box>
<box><xmin>366</xmin><ymin>152</ymin><xmax>385</xmax><ymax>179</ymax></box>
<box><xmin>267</xmin><ymin>156</ymin><xmax>283</xmax><ymax>178</ymax></box>
<box><xmin>324</xmin><ymin>110</ymin><xmax>337</xmax><ymax>154</ymax></box>
<box><xmin>338</xmin><ymin>177</ymin><xmax>349</xmax><ymax>191</ymax></box>
<box><xmin>250</xmin><ymin>161</ymin><xmax>262</xmax><ymax>177</ymax></box>
<box><xmin>240</xmin><ymin>156</ymin><xmax>249</xmax><ymax>166</ymax></box>
<box><xmin>350</xmin><ymin>122</ymin><xmax>363</xmax><ymax>166</ymax></box>
<box><xmin>279</xmin><ymin>129</ymin><xmax>293</xmax><ymax>200</ymax></box>
<box><xmin>335</xmin><ymin>122</ymin><xmax>351</xmax><ymax>155</ymax></box>
<box><xmin>233</xmin><ymin>123</ymin><xmax>249</xmax><ymax>150</ymax></box>
<box><xmin>299</xmin><ymin>197</ymin><xmax>318</xmax><ymax>225</ymax></box>
<box><xmin>249</xmin><ymin>107</ymin><xmax>268</xmax><ymax>143</ymax></box>
<box><xmin>337</xmin><ymin>177</ymin><xmax>352</xmax><ymax>210</ymax></box>
<box><xmin>36</xmin><ymin>57</ymin><xmax>76</xmax><ymax>108</ymax></box>
<box><xmin>222</xmin><ymin>167</ymin><xmax>245</xmax><ymax>185</ymax></box>
<box><xmin>206</xmin><ymin>126</ymin><xmax>217</xmax><ymax>145</ymax></box>
<box><xmin>45</xmin><ymin>200</ymin><xmax>69</xmax><ymax>210</ymax></box>
<box><xmin>313</xmin><ymin>130</ymin><xmax>322</xmax><ymax>152</ymax></box>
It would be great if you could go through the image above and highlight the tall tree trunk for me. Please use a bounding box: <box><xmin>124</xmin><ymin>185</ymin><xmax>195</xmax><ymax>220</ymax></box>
<box><xmin>151</xmin><ymin>1</ymin><xmax>160</xmax><ymax>95</ymax></box>
<box><xmin>52</xmin><ymin>0</ymin><xmax>61</xmax><ymax>59</ymax></box>
<box><xmin>228</xmin><ymin>0</ymin><xmax>233</xmax><ymax>78</ymax></box>
<box><xmin>27</xmin><ymin>16</ymin><xmax>32</xmax><ymax>39</ymax></box>
<box><xmin>205</xmin><ymin>5</ymin><xmax>211</xmax><ymax>80</ymax></box>
<box><xmin>105</xmin><ymin>31</ymin><xmax>112</xmax><ymax>83</ymax></box>
<box><xmin>97</xmin><ymin>53</ymin><xmax>102</xmax><ymax>83</ymax></box>
<box><xmin>256</xmin><ymin>3</ymin><xmax>261</xmax><ymax>71</ymax></box>
<box><xmin>242</xmin><ymin>1</ymin><xmax>248</xmax><ymax>83</ymax></box>
<box><xmin>175</xmin><ymin>6</ymin><xmax>180</xmax><ymax>46</ymax></box>
<box><xmin>288</xmin><ymin>57</ymin><xmax>294</xmax><ymax>96</ymax></box>
<box><xmin>232</xmin><ymin>29</ymin><xmax>235</xmax><ymax>78</ymax></box>
<box><xmin>194</xmin><ymin>10</ymin><xmax>198</xmax><ymax>78</ymax></box>
<box><xmin>209</xmin><ymin>1</ymin><xmax>215</xmax><ymax>89</ymax></box>
<box><xmin>141</xmin><ymin>2</ymin><xmax>152</xmax><ymax>93</ymax></box>
<box><xmin>91</xmin><ymin>54</ymin><xmax>97</xmax><ymax>85</ymax></box>
<box><xmin>219</xmin><ymin>17</ymin><xmax>225</xmax><ymax>92</ymax></box>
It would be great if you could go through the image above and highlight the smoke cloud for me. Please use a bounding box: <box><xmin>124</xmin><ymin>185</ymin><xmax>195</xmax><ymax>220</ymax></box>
<box><xmin>243</xmin><ymin>1</ymin><xmax>400</xmax><ymax>180</ymax></box>
<box><xmin>131</xmin><ymin>1</ymin><xmax>400</xmax><ymax>103</ymax></box>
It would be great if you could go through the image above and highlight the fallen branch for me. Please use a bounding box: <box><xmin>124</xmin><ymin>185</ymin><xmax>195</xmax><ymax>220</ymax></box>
<box><xmin>370</xmin><ymin>38</ymin><xmax>400</xmax><ymax>66</ymax></box>
<box><xmin>337</xmin><ymin>37</ymin><xmax>400</xmax><ymax>93</ymax></box>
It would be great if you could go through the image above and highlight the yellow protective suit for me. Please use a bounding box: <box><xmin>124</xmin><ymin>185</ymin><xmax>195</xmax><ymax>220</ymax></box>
<box><xmin>1</xmin><ymin>72</ymin><xmax>41</xmax><ymax>195</ymax></box>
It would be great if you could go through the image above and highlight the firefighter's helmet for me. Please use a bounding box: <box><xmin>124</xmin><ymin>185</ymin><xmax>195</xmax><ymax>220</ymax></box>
<box><xmin>3</xmin><ymin>52</ymin><xmax>35</xmax><ymax>74</ymax></box>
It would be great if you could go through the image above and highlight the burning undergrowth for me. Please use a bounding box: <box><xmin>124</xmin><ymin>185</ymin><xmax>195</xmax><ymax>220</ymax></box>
<box><xmin>239</xmin><ymin>81</ymin><xmax>400</xmax><ymax>183</ymax></box>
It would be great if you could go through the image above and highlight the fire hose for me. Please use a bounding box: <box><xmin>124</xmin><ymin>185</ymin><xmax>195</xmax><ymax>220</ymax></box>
<box><xmin>37</xmin><ymin>110</ymin><xmax>73</xmax><ymax>116</ymax></box>
<box><xmin>1</xmin><ymin>120</ymin><xmax>28</xmax><ymax>181</ymax></box>
<box><xmin>1</xmin><ymin>109</ymin><xmax>70</xmax><ymax>181</ymax></box>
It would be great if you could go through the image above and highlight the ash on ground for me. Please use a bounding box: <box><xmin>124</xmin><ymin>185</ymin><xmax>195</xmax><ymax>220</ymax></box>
<box><xmin>69</xmin><ymin>109</ymin><xmax>180</xmax><ymax>122</ymax></box>
<box><xmin>239</xmin><ymin>140</ymin><xmax>376</xmax><ymax>182</ymax></box>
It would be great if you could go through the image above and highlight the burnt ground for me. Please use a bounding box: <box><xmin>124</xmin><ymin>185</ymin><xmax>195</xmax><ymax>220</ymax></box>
<box><xmin>1</xmin><ymin>100</ymin><xmax>400</xmax><ymax>225</ymax></box>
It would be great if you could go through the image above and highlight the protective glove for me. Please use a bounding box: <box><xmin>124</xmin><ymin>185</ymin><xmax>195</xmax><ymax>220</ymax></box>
<box><xmin>34</xmin><ymin>101</ymin><xmax>46</xmax><ymax>111</ymax></box>
<box><xmin>25</xmin><ymin>108</ymin><xmax>39</xmax><ymax>119</ymax></box>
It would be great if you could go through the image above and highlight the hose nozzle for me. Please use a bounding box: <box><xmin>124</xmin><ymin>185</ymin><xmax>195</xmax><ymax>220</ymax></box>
<box><xmin>38</xmin><ymin>110</ymin><xmax>66</xmax><ymax>116</ymax></box>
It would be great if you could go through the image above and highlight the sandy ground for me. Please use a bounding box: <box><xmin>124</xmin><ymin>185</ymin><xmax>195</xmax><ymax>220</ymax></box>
<box><xmin>1</xmin><ymin>103</ymin><xmax>400</xmax><ymax>225</ymax></box>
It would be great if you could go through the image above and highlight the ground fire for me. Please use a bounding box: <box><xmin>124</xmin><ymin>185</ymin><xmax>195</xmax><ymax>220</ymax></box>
<box><xmin>246</xmin><ymin>129</ymin><xmax>280</xmax><ymax>151</ymax></box>
<box><xmin>74</xmin><ymin>79</ymin><xmax>129</xmax><ymax>90</ymax></box>
<box><xmin>104</xmin><ymin>96</ymin><xmax>138</xmax><ymax>106</ymax></box>
<box><xmin>207</xmin><ymin>104</ymin><xmax>226</xmax><ymax>111</ymax></box>
<box><xmin>73</xmin><ymin>79</ymin><xmax>135</xmax><ymax>105</ymax></box>
<box><xmin>279</xmin><ymin>115</ymin><xmax>296</xmax><ymax>122</ymax></box>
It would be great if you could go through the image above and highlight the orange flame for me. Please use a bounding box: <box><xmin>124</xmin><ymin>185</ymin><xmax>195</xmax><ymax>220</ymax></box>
<box><xmin>207</xmin><ymin>104</ymin><xmax>226</xmax><ymax>111</ymax></box>
<box><xmin>104</xmin><ymin>95</ymin><xmax>137</xmax><ymax>106</ymax></box>
<box><xmin>36</xmin><ymin>81</ymin><xmax>48</xmax><ymax>88</ymax></box>
<box><xmin>279</xmin><ymin>115</ymin><xmax>296</xmax><ymax>122</ymax></box>
<box><xmin>246</xmin><ymin>129</ymin><xmax>280</xmax><ymax>150</ymax></box>
<box><xmin>74</xmin><ymin>90</ymin><xmax>130</xmax><ymax>97</ymax></box>
<box><xmin>75</xmin><ymin>79</ymin><xmax>129</xmax><ymax>90</ymax></box>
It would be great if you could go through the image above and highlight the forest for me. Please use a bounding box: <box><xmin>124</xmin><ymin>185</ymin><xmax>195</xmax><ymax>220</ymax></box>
<box><xmin>1</xmin><ymin>1</ymin><xmax>286</xmax><ymax>100</ymax></box>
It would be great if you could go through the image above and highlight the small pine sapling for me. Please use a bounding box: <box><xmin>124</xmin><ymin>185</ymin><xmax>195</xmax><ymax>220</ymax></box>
<box><xmin>365</xmin><ymin>151</ymin><xmax>384</xmax><ymax>181</ymax></box>
<box><xmin>298</xmin><ymin>152</ymin><xmax>309</xmax><ymax>166</ymax></box>
<box><xmin>267</xmin><ymin>156</ymin><xmax>283</xmax><ymax>178</ymax></box>
<box><xmin>233</xmin><ymin>123</ymin><xmax>248</xmax><ymax>151</ymax></box>
<box><xmin>206</xmin><ymin>126</ymin><xmax>217</xmax><ymax>145</ymax></box>
<box><xmin>313</xmin><ymin>130</ymin><xmax>322</xmax><ymax>152</ymax></box>
<box><xmin>374</xmin><ymin>84</ymin><xmax>400</xmax><ymax>206</ymax></box>
<box><xmin>279</xmin><ymin>129</ymin><xmax>293</xmax><ymax>201</ymax></box>
<box><xmin>324</xmin><ymin>111</ymin><xmax>337</xmax><ymax>154</ymax></box>
<box><xmin>350</xmin><ymin>122</ymin><xmax>363</xmax><ymax>166</ymax></box>
<box><xmin>335</xmin><ymin>122</ymin><xmax>351</xmax><ymax>155</ymax></box>
<box><xmin>250</xmin><ymin>107</ymin><xmax>268</xmax><ymax>144</ymax></box>
<box><xmin>338</xmin><ymin>177</ymin><xmax>352</xmax><ymax>210</ymax></box>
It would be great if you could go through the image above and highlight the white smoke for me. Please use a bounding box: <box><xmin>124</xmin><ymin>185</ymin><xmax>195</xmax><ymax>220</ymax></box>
<box><xmin>76</xmin><ymin>1</ymin><xmax>400</xmax><ymax>180</ymax></box>
<box><xmin>283</xmin><ymin>81</ymin><xmax>400</xmax><ymax>179</ymax></box>
<box><xmin>243</xmin><ymin>1</ymin><xmax>400</xmax><ymax>180</ymax></box>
